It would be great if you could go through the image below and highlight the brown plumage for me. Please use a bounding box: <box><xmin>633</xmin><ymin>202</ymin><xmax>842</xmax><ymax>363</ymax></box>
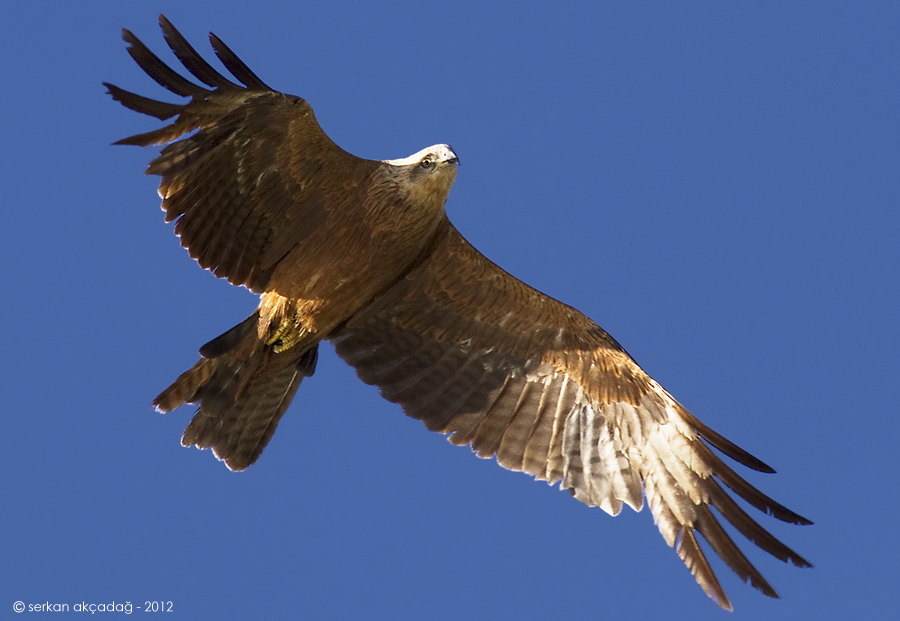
<box><xmin>106</xmin><ymin>15</ymin><xmax>811</xmax><ymax>610</ymax></box>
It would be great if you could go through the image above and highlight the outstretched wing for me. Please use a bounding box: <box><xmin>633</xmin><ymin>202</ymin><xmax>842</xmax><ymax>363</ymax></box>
<box><xmin>105</xmin><ymin>15</ymin><xmax>381</xmax><ymax>294</ymax></box>
<box><xmin>330</xmin><ymin>225</ymin><xmax>811</xmax><ymax>610</ymax></box>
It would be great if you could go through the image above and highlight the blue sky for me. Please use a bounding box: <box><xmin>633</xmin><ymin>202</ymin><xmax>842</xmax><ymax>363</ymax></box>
<box><xmin>4</xmin><ymin>1</ymin><xmax>898</xmax><ymax>618</ymax></box>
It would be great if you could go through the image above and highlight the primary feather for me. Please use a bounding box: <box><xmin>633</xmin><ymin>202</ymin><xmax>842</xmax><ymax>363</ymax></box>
<box><xmin>107</xmin><ymin>15</ymin><xmax>811</xmax><ymax>610</ymax></box>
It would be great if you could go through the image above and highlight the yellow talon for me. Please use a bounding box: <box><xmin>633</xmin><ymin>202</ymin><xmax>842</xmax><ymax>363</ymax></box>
<box><xmin>266</xmin><ymin>319</ymin><xmax>306</xmax><ymax>353</ymax></box>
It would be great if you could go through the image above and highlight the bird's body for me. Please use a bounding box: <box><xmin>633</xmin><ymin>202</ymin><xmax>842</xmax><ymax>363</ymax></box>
<box><xmin>107</xmin><ymin>16</ymin><xmax>811</xmax><ymax>610</ymax></box>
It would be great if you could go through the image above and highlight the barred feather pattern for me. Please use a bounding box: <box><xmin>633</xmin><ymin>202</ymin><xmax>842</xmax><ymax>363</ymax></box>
<box><xmin>107</xmin><ymin>16</ymin><xmax>812</xmax><ymax>609</ymax></box>
<box><xmin>105</xmin><ymin>16</ymin><xmax>378</xmax><ymax>295</ymax></box>
<box><xmin>154</xmin><ymin>344</ymin><xmax>318</xmax><ymax>472</ymax></box>
<box><xmin>331</xmin><ymin>226</ymin><xmax>812</xmax><ymax>610</ymax></box>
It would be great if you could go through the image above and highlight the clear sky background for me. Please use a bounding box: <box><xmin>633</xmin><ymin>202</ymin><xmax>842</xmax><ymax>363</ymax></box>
<box><xmin>4</xmin><ymin>1</ymin><xmax>898</xmax><ymax>619</ymax></box>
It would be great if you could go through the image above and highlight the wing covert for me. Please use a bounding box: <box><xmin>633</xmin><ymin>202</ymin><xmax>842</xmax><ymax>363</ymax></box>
<box><xmin>106</xmin><ymin>15</ymin><xmax>381</xmax><ymax>293</ymax></box>
<box><xmin>330</xmin><ymin>225</ymin><xmax>811</xmax><ymax>610</ymax></box>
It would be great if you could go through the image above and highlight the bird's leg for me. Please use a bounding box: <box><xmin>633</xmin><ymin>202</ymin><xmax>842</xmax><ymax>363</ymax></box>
<box><xmin>266</xmin><ymin>317</ymin><xmax>309</xmax><ymax>353</ymax></box>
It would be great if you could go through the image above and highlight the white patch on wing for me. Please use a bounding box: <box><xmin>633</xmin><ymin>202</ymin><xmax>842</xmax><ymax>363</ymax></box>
<box><xmin>553</xmin><ymin>378</ymin><xmax>647</xmax><ymax>516</ymax></box>
<box><xmin>630</xmin><ymin>380</ymin><xmax>723</xmax><ymax>559</ymax></box>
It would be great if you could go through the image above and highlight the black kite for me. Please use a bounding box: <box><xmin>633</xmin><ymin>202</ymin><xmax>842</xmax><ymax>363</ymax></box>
<box><xmin>105</xmin><ymin>16</ymin><xmax>811</xmax><ymax>610</ymax></box>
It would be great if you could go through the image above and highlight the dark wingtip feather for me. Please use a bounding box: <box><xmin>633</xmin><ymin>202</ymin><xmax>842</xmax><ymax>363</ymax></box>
<box><xmin>695</xmin><ymin>507</ymin><xmax>781</xmax><ymax>600</ymax></box>
<box><xmin>694</xmin><ymin>441</ymin><xmax>813</xmax><ymax>526</ymax></box>
<box><xmin>158</xmin><ymin>14</ymin><xmax>240</xmax><ymax>90</ymax></box>
<box><xmin>111</xmin><ymin>133</ymin><xmax>152</xmax><ymax>147</ymax></box>
<box><xmin>110</xmin><ymin>125</ymin><xmax>186</xmax><ymax>148</ymax></box>
<box><xmin>209</xmin><ymin>33</ymin><xmax>272</xmax><ymax>91</ymax></box>
<box><xmin>104</xmin><ymin>82</ymin><xmax>184</xmax><ymax>120</ymax></box>
<box><xmin>677</xmin><ymin>527</ymin><xmax>733</xmax><ymax>611</ymax></box>
<box><xmin>679</xmin><ymin>404</ymin><xmax>777</xmax><ymax>473</ymax></box>
<box><xmin>707</xmin><ymin>483</ymin><xmax>813</xmax><ymax>571</ymax></box>
<box><xmin>121</xmin><ymin>26</ymin><xmax>210</xmax><ymax>98</ymax></box>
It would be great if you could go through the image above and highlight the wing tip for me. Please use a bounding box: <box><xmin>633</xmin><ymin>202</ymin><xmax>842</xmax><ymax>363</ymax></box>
<box><xmin>677</xmin><ymin>526</ymin><xmax>734</xmax><ymax>611</ymax></box>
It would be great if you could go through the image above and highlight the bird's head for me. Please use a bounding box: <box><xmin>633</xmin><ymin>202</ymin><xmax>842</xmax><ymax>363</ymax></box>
<box><xmin>385</xmin><ymin>144</ymin><xmax>459</xmax><ymax>208</ymax></box>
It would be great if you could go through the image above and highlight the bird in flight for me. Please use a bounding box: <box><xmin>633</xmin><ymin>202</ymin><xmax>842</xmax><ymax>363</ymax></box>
<box><xmin>106</xmin><ymin>15</ymin><xmax>811</xmax><ymax>610</ymax></box>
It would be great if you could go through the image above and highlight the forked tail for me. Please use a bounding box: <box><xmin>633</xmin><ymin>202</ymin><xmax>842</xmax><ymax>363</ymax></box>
<box><xmin>153</xmin><ymin>315</ymin><xmax>318</xmax><ymax>470</ymax></box>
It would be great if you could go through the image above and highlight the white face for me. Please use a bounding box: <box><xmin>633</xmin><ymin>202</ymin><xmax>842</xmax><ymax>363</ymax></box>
<box><xmin>384</xmin><ymin>144</ymin><xmax>458</xmax><ymax>167</ymax></box>
<box><xmin>381</xmin><ymin>142</ymin><xmax>459</xmax><ymax>218</ymax></box>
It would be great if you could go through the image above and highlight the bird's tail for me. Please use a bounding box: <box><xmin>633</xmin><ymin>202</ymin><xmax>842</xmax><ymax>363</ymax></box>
<box><xmin>153</xmin><ymin>313</ymin><xmax>318</xmax><ymax>470</ymax></box>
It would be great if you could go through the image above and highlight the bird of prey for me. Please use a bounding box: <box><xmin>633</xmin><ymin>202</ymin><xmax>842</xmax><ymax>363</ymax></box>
<box><xmin>106</xmin><ymin>16</ymin><xmax>811</xmax><ymax>611</ymax></box>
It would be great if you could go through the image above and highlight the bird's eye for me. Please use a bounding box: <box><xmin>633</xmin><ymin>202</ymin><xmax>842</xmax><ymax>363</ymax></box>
<box><xmin>419</xmin><ymin>158</ymin><xmax>434</xmax><ymax>169</ymax></box>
